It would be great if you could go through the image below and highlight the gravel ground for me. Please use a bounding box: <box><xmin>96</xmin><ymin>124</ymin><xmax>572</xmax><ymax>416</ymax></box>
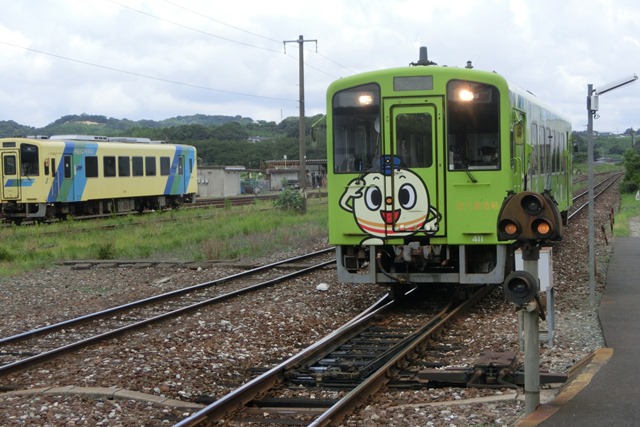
<box><xmin>0</xmin><ymin>185</ymin><xmax>620</xmax><ymax>426</ymax></box>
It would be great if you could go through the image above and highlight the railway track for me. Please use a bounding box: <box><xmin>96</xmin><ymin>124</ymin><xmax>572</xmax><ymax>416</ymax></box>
<box><xmin>0</xmin><ymin>194</ymin><xmax>276</xmax><ymax>226</ymax></box>
<box><xmin>569</xmin><ymin>171</ymin><xmax>623</xmax><ymax>220</ymax></box>
<box><xmin>174</xmin><ymin>285</ymin><xmax>494</xmax><ymax>426</ymax></box>
<box><xmin>0</xmin><ymin>248</ymin><xmax>335</xmax><ymax>377</ymax></box>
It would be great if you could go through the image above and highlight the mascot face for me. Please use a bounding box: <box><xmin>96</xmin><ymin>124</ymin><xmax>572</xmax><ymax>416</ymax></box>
<box><xmin>340</xmin><ymin>156</ymin><xmax>436</xmax><ymax>241</ymax></box>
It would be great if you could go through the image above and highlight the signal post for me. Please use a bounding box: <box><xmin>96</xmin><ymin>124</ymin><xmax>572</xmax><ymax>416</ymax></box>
<box><xmin>497</xmin><ymin>190</ymin><xmax>562</xmax><ymax>416</ymax></box>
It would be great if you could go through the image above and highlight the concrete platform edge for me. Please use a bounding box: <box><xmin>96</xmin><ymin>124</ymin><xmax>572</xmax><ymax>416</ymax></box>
<box><xmin>515</xmin><ymin>347</ymin><xmax>613</xmax><ymax>426</ymax></box>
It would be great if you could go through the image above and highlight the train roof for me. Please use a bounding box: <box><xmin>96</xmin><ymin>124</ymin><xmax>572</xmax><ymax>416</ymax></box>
<box><xmin>48</xmin><ymin>135</ymin><xmax>166</xmax><ymax>144</ymax></box>
<box><xmin>327</xmin><ymin>63</ymin><xmax>571</xmax><ymax>127</ymax></box>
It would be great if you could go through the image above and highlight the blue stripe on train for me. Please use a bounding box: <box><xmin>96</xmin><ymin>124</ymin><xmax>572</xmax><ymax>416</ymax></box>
<box><xmin>4</xmin><ymin>178</ymin><xmax>35</xmax><ymax>187</ymax></box>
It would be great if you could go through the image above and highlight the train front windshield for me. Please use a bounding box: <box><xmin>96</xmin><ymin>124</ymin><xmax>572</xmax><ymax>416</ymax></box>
<box><xmin>446</xmin><ymin>80</ymin><xmax>500</xmax><ymax>171</ymax></box>
<box><xmin>332</xmin><ymin>83</ymin><xmax>381</xmax><ymax>173</ymax></box>
<box><xmin>331</xmin><ymin>80</ymin><xmax>500</xmax><ymax>174</ymax></box>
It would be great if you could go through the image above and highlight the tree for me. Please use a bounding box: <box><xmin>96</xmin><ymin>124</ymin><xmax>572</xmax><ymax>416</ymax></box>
<box><xmin>211</xmin><ymin>122</ymin><xmax>248</xmax><ymax>141</ymax></box>
<box><xmin>620</xmin><ymin>149</ymin><xmax>640</xmax><ymax>193</ymax></box>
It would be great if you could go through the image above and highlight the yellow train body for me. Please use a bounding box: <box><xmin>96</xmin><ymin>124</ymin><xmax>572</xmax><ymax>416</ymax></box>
<box><xmin>0</xmin><ymin>136</ymin><xmax>197</xmax><ymax>220</ymax></box>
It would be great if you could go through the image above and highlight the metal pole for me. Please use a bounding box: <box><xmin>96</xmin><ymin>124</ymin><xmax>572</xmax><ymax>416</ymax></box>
<box><xmin>297</xmin><ymin>35</ymin><xmax>306</xmax><ymax>191</ymax></box>
<box><xmin>587</xmin><ymin>83</ymin><xmax>596</xmax><ymax>307</ymax></box>
<box><xmin>523</xmin><ymin>257</ymin><xmax>540</xmax><ymax>415</ymax></box>
<box><xmin>284</xmin><ymin>35</ymin><xmax>317</xmax><ymax>194</ymax></box>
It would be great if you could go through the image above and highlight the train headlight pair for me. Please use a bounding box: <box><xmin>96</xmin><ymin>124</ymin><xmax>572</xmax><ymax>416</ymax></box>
<box><xmin>497</xmin><ymin>191</ymin><xmax>562</xmax><ymax>242</ymax></box>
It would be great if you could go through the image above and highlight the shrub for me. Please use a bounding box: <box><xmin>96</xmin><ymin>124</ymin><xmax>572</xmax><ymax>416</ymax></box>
<box><xmin>274</xmin><ymin>179</ymin><xmax>306</xmax><ymax>212</ymax></box>
<box><xmin>96</xmin><ymin>242</ymin><xmax>116</xmax><ymax>259</ymax></box>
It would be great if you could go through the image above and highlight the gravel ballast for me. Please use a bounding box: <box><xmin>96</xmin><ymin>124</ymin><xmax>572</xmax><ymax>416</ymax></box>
<box><xmin>0</xmin><ymin>186</ymin><xmax>620</xmax><ymax>426</ymax></box>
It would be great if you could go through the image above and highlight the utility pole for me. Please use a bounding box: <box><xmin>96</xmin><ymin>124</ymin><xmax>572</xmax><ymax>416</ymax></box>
<box><xmin>284</xmin><ymin>35</ymin><xmax>317</xmax><ymax>191</ymax></box>
<box><xmin>586</xmin><ymin>74</ymin><xmax>637</xmax><ymax>306</ymax></box>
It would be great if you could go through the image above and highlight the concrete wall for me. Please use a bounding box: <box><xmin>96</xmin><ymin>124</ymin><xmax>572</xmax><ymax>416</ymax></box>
<box><xmin>197</xmin><ymin>166</ymin><xmax>243</xmax><ymax>197</ymax></box>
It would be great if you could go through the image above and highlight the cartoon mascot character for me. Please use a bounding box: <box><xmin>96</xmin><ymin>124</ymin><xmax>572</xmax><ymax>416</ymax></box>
<box><xmin>339</xmin><ymin>155</ymin><xmax>440</xmax><ymax>245</ymax></box>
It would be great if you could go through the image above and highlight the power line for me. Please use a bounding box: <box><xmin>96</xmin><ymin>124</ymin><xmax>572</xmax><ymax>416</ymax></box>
<box><xmin>0</xmin><ymin>41</ymin><xmax>297</xmax><ymax>103</ymax></box>
<box><xmin>126</xmin><ymin>0</ymin><xmax>351</xmax><ymax>76</ymax></box>
<box><xmin>109</xmin><ymin>0</ymin><xmax>283</xmax><ymax>54</ymax></box>
<box><xmin>161</xmin><ymin>0</ymin><xmax>281</xmax><ymax>44</ymax></box>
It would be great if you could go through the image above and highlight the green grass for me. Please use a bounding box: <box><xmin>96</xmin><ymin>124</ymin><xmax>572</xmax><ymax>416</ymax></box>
<box><xmin>0</xmin><ymin>198</ymin><xmax>328</xmax><ymax>276</ymax></box>
<box><xmin>613</xmin><ymin>192</ymin><xmax>640</xmax><ymax>237</ymax></box>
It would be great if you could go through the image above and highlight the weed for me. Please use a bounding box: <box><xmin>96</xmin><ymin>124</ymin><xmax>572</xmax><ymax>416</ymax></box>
<box><xmin>96</xmin><ymin>242</ymin><xmax>116</xmax><ymax>259</ymax></box>
<box><xmin>0</xmin><ymin>198</ymin><xmax>328</xmax><ymax>276</ymax></box>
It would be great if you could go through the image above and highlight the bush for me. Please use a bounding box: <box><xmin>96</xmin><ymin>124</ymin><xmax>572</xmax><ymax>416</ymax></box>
<box><xmin>274</xmin><ymin>179</ymin><xmax>306</xmax><ymax>212</ymax></box>
<box><xmin>621</xmin><ymin>149</ymin><xmax>640</xmax><ymax>193</ymax></box>
<box><xmin>620</xmin><ymin>180</ymin><xmax>639</xmax><ymax>194</ymax></box>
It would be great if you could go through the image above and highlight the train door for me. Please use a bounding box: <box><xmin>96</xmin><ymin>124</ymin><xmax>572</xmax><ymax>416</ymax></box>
<box><xmin>384</xmin><ymin>99</ymin><xmax>444</xmax><ymax>237</ymax></box>
<box><xmin>61</xmin><ymin>154</ymin><xmax>74</xmax><ymax>201</ymax></box>
<box><xmin>1</xmin><ymin>151</ymin><xmax>20</xmax><ymax>200</ymax></box>
<box><xmin>177</xmin><ymin>155</ymin><xmax>185</xmax><ymax>193</ymax></box>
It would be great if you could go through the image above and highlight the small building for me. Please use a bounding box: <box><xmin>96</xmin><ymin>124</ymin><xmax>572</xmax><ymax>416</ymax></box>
<box><xmin>264</xmin><ymin>159</ymin><xmax>327</xmax><ymax>190</ymax></box>
<box><xmin>197</xmin><ymin>166</ymin><xmax>245</xmax><ymax>197</ymax></box>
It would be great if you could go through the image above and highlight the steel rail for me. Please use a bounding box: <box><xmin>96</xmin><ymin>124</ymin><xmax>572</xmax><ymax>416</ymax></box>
<box><xmin>568</xmin><ymin>173</ymin><xmax>622</xmax><ymax>221</ymax></box>
<box><xmin>0</xmin><ymin>247</ymin><xmax>333</xmax><ymax>345</ymax></box>
<box><xmin>0</xmin><ymin>250</ymin><xmax>335</xmax><ymax>375</ymax></box>
<box><xmin>308</xmin><ymin>284</ymin><xmax>494</xmax><ymax>427</ymax></box>
<box><xmin>572</xmin><ymin>172</ymin><xmax>623</xmax><ymax>203</ymax></box>
<box><xmin>174</xmin><ymin>285</ymin><xmax>493</xmax><ymax>427</ymax></box>
<box><xmin>172</xmin><ymin>293</ymin><xmax>394</xmax><ymax>427</ymax></box>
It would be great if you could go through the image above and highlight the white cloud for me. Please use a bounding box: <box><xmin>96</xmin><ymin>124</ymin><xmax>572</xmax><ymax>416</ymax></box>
<box><xmin>0</xmin><ymin>0</ymin><xmax>638</xmax><ymax>132</ymax></box>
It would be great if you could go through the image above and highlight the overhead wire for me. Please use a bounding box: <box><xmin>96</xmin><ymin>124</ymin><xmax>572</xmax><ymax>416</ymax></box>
<box><xmin>0</xmin><ymin>41</ymin><xmax>297</xmax><ymax>102</ymax></box>
<box><xmin>152</xmin><ymin>0</ymin><xmax>353</xmax><ymax>76</ymax></box>
<box><xmin>109</xmin><ymin>0</ymin><xmax>283</xmax><ymax>54</ymax></box>
<box><xmin>0</xmin><ymin>1</ymin><xmax>354</xmax><ymax>104</ymax></box>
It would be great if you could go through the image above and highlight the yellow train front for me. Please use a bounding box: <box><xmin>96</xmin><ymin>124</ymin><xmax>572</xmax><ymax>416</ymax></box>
<box><xmin>327</xmin><ymin>52</ymin><xmax>571</xmax><ymax>289</ymax></box>
<box><xmin>0</xmin><ymin>135</ymin><xmax>197</xmax><ymax>221</ymax></box>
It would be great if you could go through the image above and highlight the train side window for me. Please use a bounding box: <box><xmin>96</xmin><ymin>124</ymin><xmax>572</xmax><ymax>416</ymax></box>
<box><xmin>118</xmin><ymin>156</ymin><xmax>130</xmax><ymax>177</ymax></box>
<box><xmin>86</xmin><ymin>156</ymin><xmax>99</xmax><ymax>178</ymax></box>
<box><xmin>3</xmin><ymin>155</ymin><xmax>16</xmax><ymax>175</ymax></box>
<box><xmin>145</xmin><ymin>156</ymin><xmax>157</xmax><ymax>176</ymax></box>
<box><xmin>530</xmin><ymin>123</ymin><xmax>539</xmax><ymax>176</ymax></box>
<box><xmin>160</xmin><ymin>157</ymin><xmax>170</xmax><ymax>176</ymax></box>
<box><xmin>104</xmin><ymin>156</ymin><xmax>116</xmax><ymax>177</ymax></box>
<box><xmin>132</xmin><ymin>156</ymin><xmax>144</xmax><ymax>177</ymax></box>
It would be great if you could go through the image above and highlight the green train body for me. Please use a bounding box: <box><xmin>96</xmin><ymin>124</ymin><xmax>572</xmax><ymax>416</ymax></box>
<box><xmin>327</xmin><ymin>58</ymin><xmax>571</xmax><ymax>286</ymax></box>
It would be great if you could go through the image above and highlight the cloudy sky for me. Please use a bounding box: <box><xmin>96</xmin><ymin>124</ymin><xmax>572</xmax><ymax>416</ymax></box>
<box><xmin>1</xmin><ymin>0</ymin><xmax>639</xmax><ymax>133</ymax></box>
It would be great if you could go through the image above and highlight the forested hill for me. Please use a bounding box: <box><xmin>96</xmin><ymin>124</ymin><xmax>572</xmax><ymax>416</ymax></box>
<box><xmin>0</xmin><ymin>113</ymin><xmax>327</xmax><ymax>168</ymax></box>
<box><xmin>0</xmin><ymin>113</ymin><xmax>255</xmax><ymax>137</ymax></box>
<box><xmin>3</xmin><ymin>113</ymin><xmax>632</xmax><ymax>169</ymax></box>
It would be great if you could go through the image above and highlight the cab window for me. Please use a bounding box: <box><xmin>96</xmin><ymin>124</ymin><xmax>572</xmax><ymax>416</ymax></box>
<box><xmin>447</xmin><ymin>80</ymin><xmax>500</xmax><ymax>170</ymax></box>
<box><xmin>20</xmin><ymin>143</ymin><xmax>39</xmax><ymax>175</ymax></box>
<box><xmin>332</xmin><ymin>83</ymin><xmax>381</xmax><ymax>173</ymax></box>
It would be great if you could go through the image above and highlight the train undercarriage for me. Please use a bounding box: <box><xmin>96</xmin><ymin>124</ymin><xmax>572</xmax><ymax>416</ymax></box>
<box><xmin>337</xmin><ymin>243</ymin><xmax>510</xmax><ymax>286</ymax></box>
<box><xmin>1</xmin><ymin>194</ymin><xmax>194</xmax><ymax>222</ymax></box>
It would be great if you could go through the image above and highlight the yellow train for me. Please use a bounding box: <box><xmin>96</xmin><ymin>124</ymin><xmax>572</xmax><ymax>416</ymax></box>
<box><xmin>0</xmin><ymin>135</ymin><xmax>197</xmax><ymax>221</ymax></box>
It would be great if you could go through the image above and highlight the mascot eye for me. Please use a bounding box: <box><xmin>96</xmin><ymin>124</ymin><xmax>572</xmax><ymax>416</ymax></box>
<box><xmin>364</xmin><ymin>187</ymin><xmax>382</xmax><ymax>210</ymax></box>
<box><xmin>398</xmin><ymin>184</ymin><xmax>417</xmax><ymax>209</ymax></box>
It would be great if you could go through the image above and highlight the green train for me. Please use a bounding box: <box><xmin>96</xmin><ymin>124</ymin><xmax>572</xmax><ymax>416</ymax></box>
<box><xmin>327</xmin><ymin>48</ymin><xmax>572</xmax><ymax>289</ymax></box>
